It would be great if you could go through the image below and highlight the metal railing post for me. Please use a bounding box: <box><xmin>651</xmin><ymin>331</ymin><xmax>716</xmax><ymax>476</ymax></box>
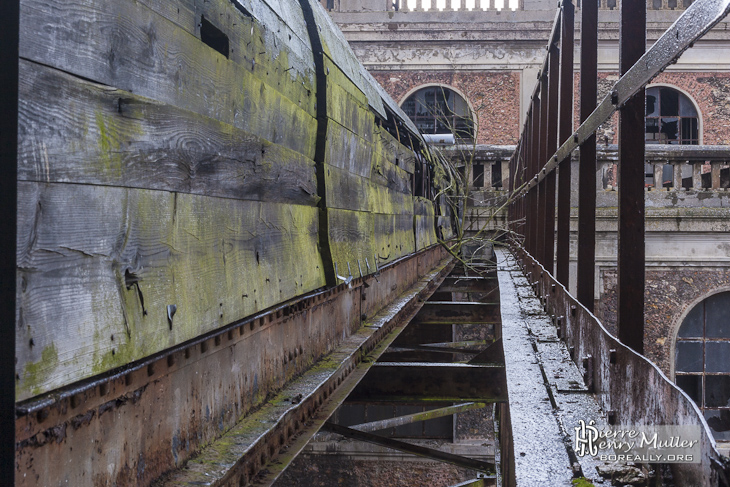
<box><xmin>556</xmin><ymin>0</ymin><xmax>574</xmax><ymax>287</ymax></box>
<box><xmin>617</xmin><ymin>0</ymin><xmax>646</xmax><ymax>353</ymax></box>
<box><xmin>543</xmin><ymin>34</ymin><xmax>560</xmax><ymax>275</ymax></box>
<box><xmin>538</xmin><ymin>76</ymin><xmax>549</xmax><ymax>267</ymax></box>
<box><xmin>577</xmin><ymin>0</ymin><xmax>597</xmax><ymax>309</ymax></box>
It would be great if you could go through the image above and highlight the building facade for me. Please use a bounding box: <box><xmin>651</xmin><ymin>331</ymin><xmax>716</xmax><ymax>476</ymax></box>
<box><xmin>326</xmin><ymin>0</ymin><xmax>730</xmax><ymax>442</ymax></box>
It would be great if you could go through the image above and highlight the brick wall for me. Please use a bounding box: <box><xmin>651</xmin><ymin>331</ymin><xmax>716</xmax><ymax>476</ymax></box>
<box><xmin>370</xmin><ymin>70</ymin><xmax>521</xmax><ymax>145</ymax></box>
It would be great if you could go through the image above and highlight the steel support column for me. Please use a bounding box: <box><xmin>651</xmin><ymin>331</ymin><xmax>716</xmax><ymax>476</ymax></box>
<box><xmin>0</xmin><ymin>0</ymin><xmax>18</xmax><ymax>483</ymax></box>
<box><xmin>577</xmin><ymin>0</ymin><xmax>597</xmax><ymax>311</ymax></box>
<box><xmin>537</xmin><ymin>78</ymin><xmax>550</xmax><ymax>267</ymax></box>
<box><xmin>529</xmin><ymin>99</ymin><xmax>541</xmax><ymax>258</ymax></box>
<box><xmin>556</xmin><ymin>0</ymin><xmax>574</xmax><ymax>287</ymax></box>
<box><xmin>543</xmin><ymin>40</ymin><xmax>560</xmax><ymax>275</ymax></box>
<box><xmin>617</xmin><ymin>0</ymin><xmax>646</xmax><ymax>353</ymax></box>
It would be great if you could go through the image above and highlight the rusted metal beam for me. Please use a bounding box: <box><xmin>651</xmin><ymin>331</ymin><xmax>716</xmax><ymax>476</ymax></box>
<box><xmin>529</xmin><ymin>99</ymin><xmax>540</xmax><ymax>257</ymax></box>
<box><xmin>447</xmin><ymin>480</ymin><xmax>489</xmax><ymax>487</ymax></box>
<box><xmin>349</xmin><ymin>402</ymin><xmax>488</xmax><ymax>433</ymax></box>
<box><xmin>538</xmin><ymin>72</ymin><xmax>550</xmax><ymax>267</ymax></box>
<box><xmin>517</xmin><ymin>0</ymin><xmax>730</xmax><ymax>193</ymax></box>
<box><xmin>556</xmin><ymin>0</ymin><xmax>574</xmax><ymax>288</ymax></box>
<box><xmin>417</xmin><ymin>302</ymin><xmax>500</xmax><ymax>323</ymax></box>
<box><xmin>384</xmin><ymin>344</ymin><xmax>481</xmax><ymax>355</ymax></box>
<box><xmin>347</xmin><ymin>363</ymin><xmax>507</xmax><ymax>402</ymax></box>
<box><xmin>0</xmin><ymin>0</ymin><xmax>18</xmax><ymax>483</ymax></box>
<box><xmin>439</xmin><ymin>276</ymin><xmax>498</xmax><ymax>293</ymax></box>
<box><xmin>468</xmin><ymin>338</ymin><xmax>504</xmax><ymax>365</ymax></box>
<box><xmin>577</xmin><ymin>0</ymin><xmax>597</xmax><ymax>312</ymax></box>
<box><xmin>422</xmin><ymin>340</ymin><xmax>492</xmax><ymax>349</ymax></box>
<box><xmin>617</xmin><ymin>0</ymin><xmax>646</xmax><ymax>354</ymax></box>
<box><xmin>323</xmin><ymin>422</ymin><xmax>496</xmax><ymax>474</ymax></box>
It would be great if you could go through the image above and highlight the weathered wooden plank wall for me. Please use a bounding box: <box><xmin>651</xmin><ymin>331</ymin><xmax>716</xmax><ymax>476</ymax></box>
<box><xmin>16</xmin><ymin>0</ymin><xmax>325</xmax><ymax>400</ymax></box>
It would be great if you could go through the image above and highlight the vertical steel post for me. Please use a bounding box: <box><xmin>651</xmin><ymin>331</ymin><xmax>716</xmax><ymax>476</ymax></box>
<box><xmin>577</xmin><ymin>0</ymin><xmax>598</xmax><ymax>312</ymax></box>
<box><xmin>538</xmin><ymin>76</ymin><xmax>549</xmax><ymax>267</ymax></box>
<box><xmin>0</xmin><ymin>0</ymin><xmax>18</xmax><ymax>483</ymax></box>
<box><xmin>531</xmin><ymin>97</ymin><xmax>542</xmax><ymax>261</ymax></box>
<box><xmin>543</xmin><ymin>38</ymin><xmax>560</xmax><ymax>275</ymax></box>
<box><xmin>617</xmin><ymin>0</ymin><xmax>646</xmax><ymax>353</ymax></box>
<box><xmin>556</xmin><ymin>0</ymin><xmax>574</xmax><ymax>287</ymax></box>
<box><xmin>524</xmin><ymin>113</ymin><xmax>533</xmax><ymax>254</ymax></box>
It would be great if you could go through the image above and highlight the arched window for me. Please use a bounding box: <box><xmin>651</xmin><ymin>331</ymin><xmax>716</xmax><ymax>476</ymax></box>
<box><xmin>645</xmin><ymin>86</ymin><xmax>699</xmax><ymax>145</ymax></box>
<box><xmin>644</xmin><ymin>86</ymin><xmax>700</xmax><ymax>187</ymax></box>
<box><xmin>401</xmin><ymin>86</ymin><xmax>474</xmax><ymax>141</ymax></box>
<box><xmin>675</xmin><ymin>291</ymin><xmax>730</xmax><ymax>441</ymax></box>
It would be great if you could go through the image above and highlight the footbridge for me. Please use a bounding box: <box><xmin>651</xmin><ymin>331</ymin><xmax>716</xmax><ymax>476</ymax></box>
<box><xmin>3</xmin><ymin>0</ymin><xmax>730</xmax><ymax>484</ymax></box>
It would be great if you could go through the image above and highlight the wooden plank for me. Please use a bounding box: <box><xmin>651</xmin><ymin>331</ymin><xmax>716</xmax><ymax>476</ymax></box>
<box><xmin>368</xmin><ymin>183</ymin><xmax>414</xmax><ymax>216</ymax></box>
<box><xmin>437</xmin><ymin>216</ymin><xmax>454</xmax><ymax>241</ymax></box>
<box><xmin>324</xmin><ymin>164</ymin><xmax>413</xmax><ymax>215</ymax></box>
<box><xmin>133</xmin><ymin>0</ymin><xmax>313</xmax><ymax>73</ymax></box>
<box><xmin>414</xmin><ymin>197</ymin><xmax>437</xmax><ymax>249</ymax></box>
<box><xmin>324</xmin><ymin>120</ymin><xmax>373</xmax><ymax>178</ymax></box>
<box><xmin>322</xmin><ymin>56</ymin><xmax>369</xmax><ymax>108</ymax></box>
<box><xmin>326</xmin><ymin>209</ymin><xmax>374</xmax><ymax>278</ymax></box>
<box><xmin>371</xmin><ymin>151</ymin><xmax>413</xmax><ymax>195</ymax></box>
<box><xmin>19</xmin><ymin>0</ymin><xmax>316</xmax><ymax>156</ymax></box>
<box><xmin>376</xmin><ymin>127</ymin><xmax>416</xmax><ymax>175</ymax></box>
<box><xmin>18</xmin><ymin>60</ymin><xmax>318</xmax><ymax>206</ymax></box>
<box><xmin>326</xmin><ymin>81</ymin><xmax>375</xmax><ymax>145</ymax></box>
<box><xmin>324</xmin><ymin>164</ymin><xmax>369</xmax><ymax>212</ymax></box>
<box><xmin>414</xmin><ymin>197</ymin><xmax>435</xmax><ymax>217</ymax></box>
<box><xmin>15</xmin><ymin>182</ymin><xmax>325</xmax><ymax>399</ymax></box>
<box><xmin>416</xmin><ymin>215</ymin><xmax>438</xmax><ymax>250</ymax></box>
<box><xmin>373</xmin><ymin>213</ymin><xmax>415</xmax><ymax>265</ymax></box>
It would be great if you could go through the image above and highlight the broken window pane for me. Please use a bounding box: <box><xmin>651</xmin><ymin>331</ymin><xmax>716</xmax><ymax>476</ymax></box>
<box><xmin>704</xmin><ymin>410</ymin><xmax>730</xmax><ymax>441</ymax></box>
<box><xmin>660</xmin><ymin>87</ymin><xmax>679</xmax><ymax>116</ymax></box>
<box><xmin>661</xmin><ymin>118</ymin><xmax>679</xmax><ymax>143</ymax></box>
<box><xmin>676</xmin><ymin>375</ymin><xmax>702</xmax><ymax>404</ymax></box>
<box><xmin>676</xmin><ymin>341</ymin><xmax>703</xmax><ymax>372</ymax></box>
<box><xmin>705</xmin><ymin>376</ymin><xmax>730</xmax><ymax>408</ymax></box>
<box><xmin>646</xmin><ymin>88</ymin><xmax>659</xmax><ymax>116</ymax></box>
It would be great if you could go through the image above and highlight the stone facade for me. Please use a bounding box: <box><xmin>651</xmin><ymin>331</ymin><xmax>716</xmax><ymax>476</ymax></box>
<box><xmin>597</xmin><ymin>268</ymin><xmax>730</xmax><ymax>375</ymax></box>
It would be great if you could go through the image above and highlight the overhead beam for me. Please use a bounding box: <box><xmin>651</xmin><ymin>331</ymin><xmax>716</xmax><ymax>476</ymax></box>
<box><xmin>350</xmin><ymin>402</ymin><xmax>488</xmax><ymax>433</ymax></box>
<box><xmin>347</xmin><ymin>363</ymin><xmax>507</xmax><ymax>402</ymax></box>
<box><xmin>323</xmin><ymin>422</ymin><xmax>496</xmax><ymax>474</ymax></box>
